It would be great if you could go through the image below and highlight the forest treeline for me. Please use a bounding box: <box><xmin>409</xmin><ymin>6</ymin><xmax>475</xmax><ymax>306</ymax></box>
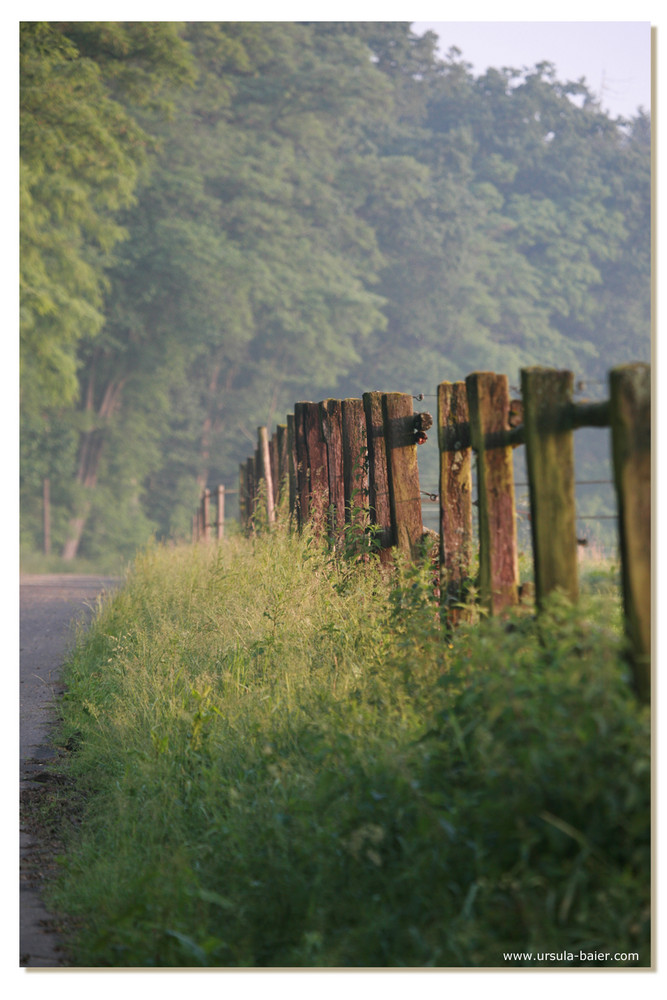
<box><xmin>20</xmin><ymin>21</ymin><xmax>651</xmax><ymax>564</ymax></box>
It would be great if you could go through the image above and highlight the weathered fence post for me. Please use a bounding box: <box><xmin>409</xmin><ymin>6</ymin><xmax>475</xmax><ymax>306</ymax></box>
<box><xmin>382</xmin><ymin>392</ymin><xmax>424</xmax><ymax>559</ymax></box>
<box><xmin>286</xmin><ymin>413</ymin><xmax>297</xmax><ymax>523</ymax></box>
<box><xmin>258</xmin><ymin>426</ymin><xmax>276</xmax><ymax>525</ymax></box>
<box><xmin>294</xmin><ymin>403</ymin><xmax>309</xmax><ymax>528</ymax></box>
<box><xmin>254</xmin><ymin>444</ymin><xmax>261</xmax><ymax>517</ymax></box>
<box><xmin>216</xmin><ymin>484</ymin><xmax>225</xmax><ymax>540</ymax></box>
<box><xmin>320</xmin><ymin>399</ymin><xmax>345</xmax><ymax>539</ymax></box>
<box><xmin>306</xmin><ymin>402</ymin><xmax>329</xmax><ymax>532</ymax></box>
<box><xmin>466</xmin><ymin>372</ymin><xmax>519</xmax><ymax>614</ymax></box>
<box><xmin>276</xmin><ymin>424</ymin><xmax>289</xmax><ymax>509</ymax></box>
<box><xmin>363</xmin><ymin>391</ymin><xmax>393</xmax><ymax>562</ymax></box>
<box><xmin>238</xmin><ymin>464</ymin><xmax>246</xmax><ymax>529</ymax></box>
<box><xmin>521</xmin><ymin>367</ymin><xmax>578</xmax><ymax>606</ymax></box>
<box><xmin>294</xmin><ymin>402</ymin><xmax>329</xmax><ymax>533</ymax></box>
<box><xmin>610</xmin><ymin>363</ymin><xmax>651</xmax><ymax>702</ymax></box>
<box><xmin>437</xmin><ymin>381</ymin><xmax>472</xmax><ymax>623</ymax></box>
<box><xmin>201</xmin><ymin>488</ymin><xmax>211</xmax><ymax>542</ymax></box>
<box><xmin>269</xmin><ymin>432</ymin><xmax>279</xmax><ymax>510</ymax></box>
<box><xmin>240</xmin><ymin>456</ymin><xmax>256</xmax><ymax>532</ymax></box>
<box><xmin>342</xmin><ymin>398</ymin><xmax>368</xmax><ymax>524</ymax></box>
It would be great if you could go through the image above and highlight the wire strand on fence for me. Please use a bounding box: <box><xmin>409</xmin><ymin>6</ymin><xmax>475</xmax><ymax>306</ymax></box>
<box><xmin>576</xmin><ymin>515</ymin><xmax>618</xmax><ymax>520</ymax></box>
<box><xmin>514</xmin><ymin>479</ymin><xmax>613</xmax><ymax>488</ymax></box>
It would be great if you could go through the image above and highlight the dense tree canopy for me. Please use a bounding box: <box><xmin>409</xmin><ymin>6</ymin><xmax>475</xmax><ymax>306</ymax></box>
<box><xmin>19</xmin><ymin>21</ymin><xmax>194</xmax><ymax>411</ymax></box>
<box><xmin>19</xmin><ymin>21</ymin><xmax>651</xmax><ymax>564</ymax></box>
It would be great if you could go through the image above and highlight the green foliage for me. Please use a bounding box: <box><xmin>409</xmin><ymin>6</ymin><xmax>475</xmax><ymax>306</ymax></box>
<box><xmin>20</xmin><ymin>21</ymin><xmax>650</xmax><ymax>565</ymax></box>
<box><xmin>19</xmin><ymin>21</ymin><xmax>193</xmax><ymax>411</ymax></box>
<box><xmin>47</xmin><ymin>532</ymin><xmax>648</xmax><ymax>967</ymax></box>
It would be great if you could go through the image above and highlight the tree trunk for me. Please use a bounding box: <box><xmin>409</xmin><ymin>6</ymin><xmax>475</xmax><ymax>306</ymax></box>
<box><xmin>197</xmin><ymin>361</ymin><xmax>223</xmax><ymax>493</ymax></box>
<box><xmin>61</xmin><ymin>371</ymin><xmax>125</xmax><ymax>561</ymax></box>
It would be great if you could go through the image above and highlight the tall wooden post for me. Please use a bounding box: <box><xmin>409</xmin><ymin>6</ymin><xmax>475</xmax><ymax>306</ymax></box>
<box><xmin>258</xmin><ymin>426</ymin><xmax>276</xmax><ymax>525</ymax></box>
<box><xmin>269</xmin><ymin>433</ymin><xmax>279</xmax><ymax>509</ymax></box>
<box><xmin>610</xmin><ymin>363</ymin><xmax>651</xmax><ymax>702</ymax></box>
<box><xmin>239</xmin><ymin>463</ymin><xmax>249</xmax><ymax>529</ymax></box>
<box><xmin>216</xmin><ymin>484</ymin><xmax>225</xmax><ymax>540</ymax></box>
<box><xmin>521</xmin><ymin>367</ymin><xmax>578</xmax><ymax>606</ymax></box>
<box><xmin>363</xmin><ymin>391</ymin><xmax>393</xmax><ymax>562</ymax></box>
<box><xmin>238</xmin><ymin>465</ymin><xmax>245</xmax><ymax>528</ymax></box>
<box><xmin>342</xmin><ymin>398</ymin><xmax>368</xmax><ymax>523</ymax></box>
<box><xmin>466</xmin><ymin>372</ymin><xmax>519</xmax><ymax>615</ymax></box>
<box><xmin>382</xmin><ymin>392</ymin><xmax>423</xmax><ymax>559</ymax></box>
<box><xmin>286</xmin><ymin>413</ymin><xmax>297</xmax><ymax>524</ymax></box>
<box><xmin>305</xmin><ymin>402</ymin><xmax>329</xmax><ymax>533</ymax></box>
<box><xmin>320</xmin><ymin>399</ymin><xmax>345</xmax><ymax>538</ymax></box>
<box><xmin>276</xmin><ymin>424</ymin><xmax>289</xmax><ymax>508</ymax></box>
<box><xmin>437</xmin><ymin>382</ymin><xmax>472</xmax><ymax>623</ymax></box>
<box><xmin>293</xmin><ymin>402</ymin><xmax>329</xmax><ymax>533</ymax></box>
<box><xmin>253</xmin><ymin>445</ymin><xmax>261</xmax><ymax>523</ymax></box>
<box><xmin>294</xmin><ymin>403</ymin><xmax>310</xmax><ymax>528</ymax></box>
<box><xmin>202</xmin><ymin>488</ymin><xmax>211</xmax><ymax>542</ymax></box>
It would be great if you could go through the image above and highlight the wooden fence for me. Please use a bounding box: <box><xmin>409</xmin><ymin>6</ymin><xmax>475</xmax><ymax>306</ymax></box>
<box><xmin>192</xmin><ymin>484</ymin><xmax>234</xmax><ymax>543</ymax></box>
<box><xmin>199</xmin><ymin>363</ymin><xmax>651</xmax><ymax>702</ymax></box>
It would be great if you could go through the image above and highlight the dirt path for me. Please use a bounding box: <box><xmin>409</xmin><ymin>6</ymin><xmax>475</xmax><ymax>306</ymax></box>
<box><xmin>19</xmin><ymin>574</ymin><xmax>120</xmax><ymax>968</ymax></box>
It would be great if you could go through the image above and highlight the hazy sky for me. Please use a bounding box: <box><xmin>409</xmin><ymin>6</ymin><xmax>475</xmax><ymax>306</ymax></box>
<box><xmin>412</xmin><ymin>21</ymin><xmax>651</xmax><ymax>120</ymax></box>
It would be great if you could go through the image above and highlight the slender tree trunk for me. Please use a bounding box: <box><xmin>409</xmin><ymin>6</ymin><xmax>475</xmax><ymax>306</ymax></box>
<box><xmin>61</xmin><ymin>370</ymin><xmax>125</xmax><ymax>561</ymax></box>
<box><xmin>197</xmin><ymin>362</ymin><xmax>223</xmax><ymax>493</ymax></box>
<box><xmin>197</xmin><ymin>360</ymin><xmax>240</xmax><ymax>491</ymax></box>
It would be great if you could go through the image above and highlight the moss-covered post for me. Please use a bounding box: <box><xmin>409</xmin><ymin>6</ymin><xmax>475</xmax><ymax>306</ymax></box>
<box><xmin>363</xmin><ymin>391</ymin><xmax>393</xmax><ymax>563</ymax></box>
<box><xmin>382</xmin><ymin>392</ymin><xmax>423</xmax><ymax>560</ymax></box>
<box><xmin>610</xmin><ymin>363</ymin><xmax>651</xmax><ymax>702</ymax></box>
<box><xmin>437</xmin><ymin>381</ymin><xmax>473</xmax><ymax>624</ymax></box>
<box><xmin>521</xmin><ymin>367</ymin><xmax>578</xmax><ymax>607</ymax></box>
<box><xmin>466</xmin><ymin>372</ymin><xmax>519</xmax><ymax>615</ymax></box>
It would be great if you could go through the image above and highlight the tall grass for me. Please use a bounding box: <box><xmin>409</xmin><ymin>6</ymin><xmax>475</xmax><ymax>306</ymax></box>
<box><xmin>47</xmin><ymin>524</ymin><xmax>649</xmax><ymax>967</ymax></box>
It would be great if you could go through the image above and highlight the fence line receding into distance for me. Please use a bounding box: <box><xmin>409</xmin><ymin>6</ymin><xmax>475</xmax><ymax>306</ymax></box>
<box><xmin>197</xmin><ymin>364</ymin><xmax>650</xmax><ymax>702</ymax></box>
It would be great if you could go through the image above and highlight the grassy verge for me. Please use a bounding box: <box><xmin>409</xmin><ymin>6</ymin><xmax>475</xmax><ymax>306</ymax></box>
<box><xmin>44</xmin><ymin>526</ymin><xmax>649</xmax><ymax>967</ymax></box>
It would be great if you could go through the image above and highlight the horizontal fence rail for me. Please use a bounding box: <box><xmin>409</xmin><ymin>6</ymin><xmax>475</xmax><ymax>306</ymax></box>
<box><xmin>197</xmin><ymin>363</ymin><xmax>650</xmax><ymax>702</ymax></box>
